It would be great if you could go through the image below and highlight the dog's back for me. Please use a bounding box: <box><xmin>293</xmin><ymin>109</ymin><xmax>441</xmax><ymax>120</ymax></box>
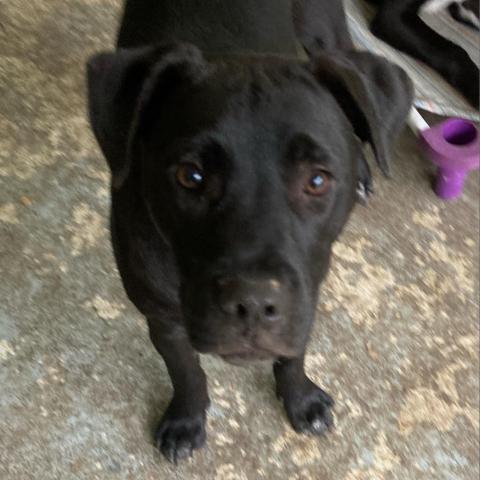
<box><xmin>117</xmin><ymin>0</ymin><xmax>298</xmax><ymax>55</ymax></box>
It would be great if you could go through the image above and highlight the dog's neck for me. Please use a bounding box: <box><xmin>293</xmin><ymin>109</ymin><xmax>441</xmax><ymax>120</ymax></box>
<box><xmin>117</xmin><ymin>0</ymin><xmax>299</xmax><ymax>56</ymax></box>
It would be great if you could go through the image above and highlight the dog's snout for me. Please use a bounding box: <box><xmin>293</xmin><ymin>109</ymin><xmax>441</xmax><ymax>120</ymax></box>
<box><xmin>215</xmin><ymin>277</ymin><xmax>287</xmax><ymax>324</ymax></box>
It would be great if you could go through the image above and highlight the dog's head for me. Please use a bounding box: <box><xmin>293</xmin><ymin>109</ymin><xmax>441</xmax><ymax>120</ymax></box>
<box><xmin>87</xmin><ymin>43</ymin><xmax>412</xmax><ymax>361</ymax></box>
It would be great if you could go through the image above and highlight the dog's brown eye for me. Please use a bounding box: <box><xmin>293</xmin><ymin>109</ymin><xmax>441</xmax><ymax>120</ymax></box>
<box><xmin>176</xmin><ymin>163</ymin><xmax>204</xmax><ymax>190</ymax></box>
<box><xmin>305</xmin><ymin>171</ymin><xmax>331</xmax><ymax>196</ymax></box>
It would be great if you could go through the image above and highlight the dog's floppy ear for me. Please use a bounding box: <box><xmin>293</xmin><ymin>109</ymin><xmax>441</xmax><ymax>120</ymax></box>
<box><xmin>87</xmin><ymin>43</ymin><xmax>207</xmax><ymax>188</ymax></box>
<box><xmin>311</xmin><ymin>51</ymin><xmax>414</xmax><ymax>175</ymax></box>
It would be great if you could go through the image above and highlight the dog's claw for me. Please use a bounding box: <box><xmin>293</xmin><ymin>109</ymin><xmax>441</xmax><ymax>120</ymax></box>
<box><xmin>282</xmin><ymin>382</ymin><xmax>335</xmax><ymax>436</ymax></box>
<box><xmin>309</xmin><ymin>415</ymin><xmax>331</xmax><ymax>435</ymax></box>
<box><xmin>174</xmin><ymin>442</ymin><xmax>193</xmax><ymax>464</ymax></box>
<box><xmin>155</xmin><ymin>407</ymin><xmax>206</xmax><ymax>464</ymax></box>
<box><xmin>305</xmin><ymin>403</ymin><xmax>334</xmax><ymax>435</ymax></box>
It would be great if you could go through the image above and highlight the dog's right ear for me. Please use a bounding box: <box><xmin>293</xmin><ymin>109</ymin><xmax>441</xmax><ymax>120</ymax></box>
<box><xmin>87</xmin><ymin>43</ymin><xmax>207</xmax><ymax>188</ymax></box>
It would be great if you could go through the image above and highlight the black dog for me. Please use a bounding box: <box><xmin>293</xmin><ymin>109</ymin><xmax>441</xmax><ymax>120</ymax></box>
<box><xmin>87</xmin><ymin>0</ymin><xmax>412</xmax><ymax>463</ymax></box>
<box><xmin>366</xmin><ymin>0</ymin><xmax>479</xmax><ymax>107</ymax></box>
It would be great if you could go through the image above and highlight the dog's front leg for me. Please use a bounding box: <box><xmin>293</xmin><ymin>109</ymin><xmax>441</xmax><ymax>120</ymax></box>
<box><xmin>274</xmin><ymin>354</ymin><xmax>334</xmax><ymax>435</ymax></box>
<box><xmin>147</xmin><ymin>317</ymin><xmax>209</xmax><ymax>463</ymax></box>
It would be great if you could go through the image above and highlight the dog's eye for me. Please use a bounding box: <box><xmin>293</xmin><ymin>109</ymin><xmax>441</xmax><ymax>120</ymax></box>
<box><xmin>305</xmin><ymin>171</ymin><xmax>331</xmax><ymax>196</ymax></box>
<box><xmin>176</xmin><ymin>163</ymin><xmax>205</xmax><ymax>190</ymax></box>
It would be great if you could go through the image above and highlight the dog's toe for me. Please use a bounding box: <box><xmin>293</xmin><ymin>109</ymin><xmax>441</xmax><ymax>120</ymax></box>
<box><xmin>155</xmin><ymin>411</ymin><xmax>206</xmax><ymax>464</ymax></box>
<box><xmin>305</xmin><ymin>400</ymin><xmax>334</xmax><ymax>435</ymax></box>
<box><xmin>282</xmin><ymin>383</ymin><xmax>335</xmax><ymax>436</ymax></box>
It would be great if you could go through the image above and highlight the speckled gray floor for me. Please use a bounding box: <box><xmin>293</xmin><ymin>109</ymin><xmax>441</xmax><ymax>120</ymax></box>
<box><xmin>0</xmin><ymin>1</ymin><xmax>479</xmax><ymax>479</ymax></box>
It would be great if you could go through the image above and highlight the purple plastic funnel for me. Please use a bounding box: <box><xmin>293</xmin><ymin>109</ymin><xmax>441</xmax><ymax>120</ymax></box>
<box><xmin>420</xmin><ymin>118</ymin><xmax>480</xmax><ymax>200</ymax></box>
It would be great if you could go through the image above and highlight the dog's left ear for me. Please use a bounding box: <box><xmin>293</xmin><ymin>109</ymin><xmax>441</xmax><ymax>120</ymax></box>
<box><xmin>311</xmin><ymin>51</ymin><xmax>414</xmax><ymax>175</ymax></box>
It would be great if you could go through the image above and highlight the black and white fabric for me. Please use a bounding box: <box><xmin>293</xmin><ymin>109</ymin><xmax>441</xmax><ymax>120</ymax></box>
<box><xmin>345</xmin><ymin>0</ymin><xmax>480</xmax><ymax>121</ymax></box>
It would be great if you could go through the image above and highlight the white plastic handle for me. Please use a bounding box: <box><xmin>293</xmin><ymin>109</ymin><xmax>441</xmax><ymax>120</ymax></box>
<box><xmin>408</xmin><ymin>107</ymin><xmax>430</xmax><ymax>136</ymax></box>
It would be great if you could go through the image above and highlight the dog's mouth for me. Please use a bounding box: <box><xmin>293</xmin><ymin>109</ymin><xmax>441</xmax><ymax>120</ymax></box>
<box><xmin>219</xmin><ymin>351</ymin><xmax>272</xmax><ymax>365</ymax></box>
<box><xmin>190</xmin><ymin>333</ymin><xmax>298</xmax><ymax>363</ymax></box>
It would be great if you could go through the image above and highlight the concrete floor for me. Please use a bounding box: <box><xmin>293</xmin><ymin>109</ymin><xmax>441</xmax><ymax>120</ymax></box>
<box><xmin>0</xmin><ymin>1</ymin><xmax>479</xmax><ymax>479</ymax></box>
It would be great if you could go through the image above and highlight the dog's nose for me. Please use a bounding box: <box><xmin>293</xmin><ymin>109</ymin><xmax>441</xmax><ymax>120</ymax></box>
<box><xmin>215</xmin><ymin>277</ymin><xmax>287</xmax><ymax>324</ymax></box>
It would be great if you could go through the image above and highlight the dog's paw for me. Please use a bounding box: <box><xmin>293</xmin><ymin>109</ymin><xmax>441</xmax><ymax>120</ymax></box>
<box><xmin>281</xmin><ymin>381</ymin><xmax>334</xmax><ymax>436</ymax></box>
<box><xmin>155</xmin><ymin>407</ymin><xmax>207</xmax><ymax>464</ymax></box>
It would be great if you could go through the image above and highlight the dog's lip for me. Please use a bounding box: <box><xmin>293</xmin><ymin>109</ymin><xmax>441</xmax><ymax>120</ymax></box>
<box><xmin>189</xmin><ymin>329</ymin><xmax>300</xmax><ymax>359</ymax></box>
<box><xmin>220</xmin><ymin>351</ymin><xmax>272</xmax><ymax>365</ymax></box>
<box><xmin>220</xmin><ymin>347</ymin><xmax>272</xmax><ymax>359</ymax></box>
<box><xmin>189</xmin><ymin>335</ymin><xmax>276</xmax><ymax>358</ymax></box>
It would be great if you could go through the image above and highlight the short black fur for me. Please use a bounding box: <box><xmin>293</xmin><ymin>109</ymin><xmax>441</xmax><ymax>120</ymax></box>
<box><xmin>87</xmin><ymin>0</ymin><xmax>413</xmax><ymax>463</ymax></box>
